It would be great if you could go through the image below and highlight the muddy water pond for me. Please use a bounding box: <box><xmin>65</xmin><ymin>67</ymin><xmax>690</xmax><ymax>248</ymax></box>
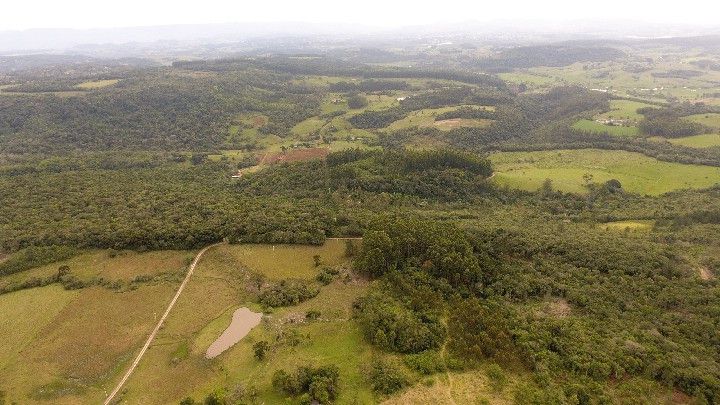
<box><xmin>206</xmin><ymin>307</ymin><xmax>263</xmax><ymax>359</ymax></box>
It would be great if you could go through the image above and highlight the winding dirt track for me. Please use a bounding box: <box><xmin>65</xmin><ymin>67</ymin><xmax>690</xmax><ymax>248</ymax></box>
<box><xmin>103</xmin><ymin>243</ymin><xmax>222</xmax><ymax>405</ymax></box>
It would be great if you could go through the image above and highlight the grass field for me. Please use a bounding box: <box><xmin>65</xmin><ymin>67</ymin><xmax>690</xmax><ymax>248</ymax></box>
<box><xmin>0</xmin><ymin>282</ymin><xmax>180</xmax><ymax>404</ymax></box>
<box><xmin>384</xmin><ymin>369</ymin><xmax>678</xmax><ymax>405</ymax></box>
<box><xmin>497</xmin><ymin>72</ymin><xmax>559</xmax><ymax>88</ymax></box>
<box><xmin>595</xmin><ymin>99</ymin><xmax>653</xmax><ymax>121</ymax></box>
<box><xmin>384</xmin><ymin>105</ymin><xmax>493</xmax><ymax>132</ymax></box>
<box><xmin>115</xmin><ymin>239</ymin><xmax>379</xmax><ymax>404</ymax></box>
<box><xmin>0</xmin><ymin>285</ymin><xmax>79</xmax><ymax>370</ymax></box>
<box><xmin>291</xmin><ymin>117</ymin><xmax>327</xmax><ymax>136</ymax></box>
<box><xmin>75</xmin><ymin>79</ymin><xmax>120</xmax><ymax>89</ymax></box>
<box><xmin>685</xmin><ymin>113</ymin><xmax>720</xmax><ymax>129</ymax></box>
<box><xmin>490</xmin><ymin>149</ymin><xmax>720</xmax><ymax>195</ymax></box>
<box><xmin>217</xmin><ymin>240</ymin><xmax>352</xmax><ymax>280</ymax></box>
<box><xmin>0</xmin><ymin>250</ymin><xmax>194</xmax><ymax>404</ymax></box>
<box><xmin>666</xmin><ymin>134</ymin><xmax>720</xmax><ymax>148</ymax></box>
<box><xmin>0</xmin><ymin>249</ymin><xmax>193</xmax><ymax>290</ymax></box>
<box><xmin>573</xmin><ymin>119</ymin><xmax>639</xmax><ymax>137</ymax></box>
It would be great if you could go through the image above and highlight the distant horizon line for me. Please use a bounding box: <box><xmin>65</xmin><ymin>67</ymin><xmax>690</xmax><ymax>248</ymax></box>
<box><xmin>3</xmin><ymin>18</ymin><xmax>720</xmax><ymax>34</ymax></box>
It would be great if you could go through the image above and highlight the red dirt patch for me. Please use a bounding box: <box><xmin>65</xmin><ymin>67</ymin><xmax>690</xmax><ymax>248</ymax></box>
<box><xmin>266</xmin><ymin>148</ymin><xmax>329</xmax><ymax>164</ymax></box>
<box><xmin>251</xmin><ymin>116</ymin><xmax>267</xmax><ymax>127</ymax></box>
<box><xmin>671</xmin><ymin>390</ymin><xmax>692</xmax><ymax>404</ymax></box>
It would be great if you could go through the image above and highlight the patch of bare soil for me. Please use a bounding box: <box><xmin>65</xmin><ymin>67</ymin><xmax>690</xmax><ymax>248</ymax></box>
<box><xmin>545</xmin><ymin>298</ymin><xmax>571</xmax><ymax>318</ymax></box>
<box><xmin>251</xmin><ymin>115</ymin><xmax>267</xmax><ymax>127</ymax></box>
<box><xmin>699</xmin><ymin>267</ymin><xmax>714</xmax><ymax>281</ymax></box>
<box><xmin>266</xmin><ymin>147</ymin><xmax>329</xmax><ymax>164</ymax></box>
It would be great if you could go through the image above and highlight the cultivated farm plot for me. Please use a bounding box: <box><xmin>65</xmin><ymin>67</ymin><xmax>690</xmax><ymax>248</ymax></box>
<box><xmin>489</xmin><ymin>149</ymin><xmax>720</xmax><ymax>195</ymax></box>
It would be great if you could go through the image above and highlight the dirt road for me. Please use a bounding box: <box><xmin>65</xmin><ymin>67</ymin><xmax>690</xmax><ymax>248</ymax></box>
<box><xmin>103</xmin><ymin>243</ymin><xmax>221</xmax><ymax>405</ymax></box>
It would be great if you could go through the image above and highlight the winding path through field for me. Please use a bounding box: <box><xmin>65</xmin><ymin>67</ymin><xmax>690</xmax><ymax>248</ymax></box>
<box><xmin>103</xmin><ymin>243</ymin><xmax>222</xmax><ymax>405</ymax></box>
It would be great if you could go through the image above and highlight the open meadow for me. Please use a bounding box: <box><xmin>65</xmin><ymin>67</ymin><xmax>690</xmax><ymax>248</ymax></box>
<box><xmin>489</xmin><ymin>149</ymin><xmax>720</xmax><ymax>195</ymax></box>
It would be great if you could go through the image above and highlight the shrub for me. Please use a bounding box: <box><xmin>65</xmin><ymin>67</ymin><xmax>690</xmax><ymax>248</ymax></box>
<box><xmin>368</xmin><ymin>359</ymin><xmax>410</xmax><ymax>395</ymax></box>
<box><xmin>253</xmin><ymin>340</ymin><xmax>269</xmax><ymax>360</ymax></box>
<box><xmin>202</xmin><ymin>393</ymin><xmax>221</xmax><ymax>405</ymax></box>
<box><xmin>259</xmin><ymin>280</ymin><xmax>319</xmax><ymax>307</ymax></box>
<box><xmin>272</xmin><ymin>365</ymin><xmax>340</xmax><ymax>404</ymax></box>
<box><xmin>316</xmin><ymin>270</ymin><xmax>334</xmax><ymax>285</ymax></box>
<box><xmin>486</xmin><ymin>364</ymin><xmax>508</xmax><ymax>392</ymax></box>
<box><xmin>347</xmin><ymin>94</ymin><xmax>369</xmax><ymax>109</ymax></box>
<box><xmin>403</xmin><ymin>350</ymin><xmax>446</xmax><ymax>375</ymax></box>
<box><xmin>316</xmin><ymin>266</ymin><xmax>339</xmax><ymax>285</ymax></box>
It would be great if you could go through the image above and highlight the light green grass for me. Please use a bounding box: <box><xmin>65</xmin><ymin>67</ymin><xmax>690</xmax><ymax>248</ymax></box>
<box><xmin>498</xmin><ymin>72</ymin><xmax>558</xmax><ymax>87</ymax></box>
<box><xmin>384</xmin><ymin>105</ymin><xmax>493</xmax><ymax>132</ymax></box>
<box><xmin>291</xmin><ymin>117</ymin><xmax>327</xmax><ymax>136</ymax></box>
<box><xmin>221</xmin><ymin>282</ymin><xmax>375</xmax><ymax>405</ymax></box>
<box><xmin>0</xmin><ymin>285</ymin><xmax>78</xmax><ymax>370</ymax></box>
<box><xmin>595</xmin><ymin>100</ymin><xmax>652</xmax><ymax>121</ymax></box>
<box><xmin>667</xmin><ymin>134</ymin><xmax>720</xmax><ymax>148</ymax></box>
<box><xmin>326</xmin><ymin>140</ymin><xmax>379</xmax><ymax>152</ymax></box>
<box><xmin>685</xmin><ymin>113</ymin><xmax>720</xmax><ymax>129</ymax></box>
<box><xmin>75</xmin><ymin>79</ymin><xmax>119</xmax><ymax>89</ymax></box>
<box><xmin>0</xmin><ymin>249</ymin><xmax>192</xmax><ymax>288</ymax></box>
<box><xmin>218</xmin><ymin>240</ymin><xmax>349</xmax><ymax>280</ymax></box>
<box><xmin>490</xmin><ymin>149</ymin><xmax>720</xmax><ymax>195</ymax></box>
<box><xmin>1</xmin><ymin>282</ymin><xmax>180</xmax><ymax>404</ymax></box>
<box><xmin>573</xmin><ymin>119</ymin><xmax>639</xmax><ymax>137</ymax></box>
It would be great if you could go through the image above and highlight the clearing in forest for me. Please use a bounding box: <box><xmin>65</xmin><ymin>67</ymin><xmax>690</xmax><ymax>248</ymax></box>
<box><xmin>489</xmin><ymin>149</ymin><xmax>720</xmax><ymax>195</ymax></box>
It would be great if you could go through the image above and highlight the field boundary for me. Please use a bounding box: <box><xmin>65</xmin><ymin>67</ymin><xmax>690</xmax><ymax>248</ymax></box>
<box><xmin>103</xmin><ymin>243</ymin><xmax>222</xmax><ymax>405</ymax></box>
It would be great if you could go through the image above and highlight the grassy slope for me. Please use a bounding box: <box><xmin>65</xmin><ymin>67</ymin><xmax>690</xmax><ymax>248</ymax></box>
<box><xmin>75</xmin><ymin>79</ymin><xmax>120</xmax><ymax>90</ymax></box>
<box><xmin>0</xmin><ymin>250</ymin><xmax>192</xmax><ymax>404</ymax></box>
<box><xmin>572</xmin><ymin>119</ymin><xmax>639</xmax><ymax>136</ymax></box>
<box><xmin>595</xmin><ymin>99</ymin><xmax>652</xmax><ymax>121</ymax></box>
<box><xmin>116</xmin><ymin>240</ymin><xmax>378</xmax><ymax>404</ymax></box>
<box><xmin>0</xmin><ymin>249</ymin><xmax>193</xmax><ymax>290</ymax></box>
<box><xmin>489</xmin><ymin>149</ymin><xmax>720</xmax><ymax>195</ymax></box>
<box><xmin>0</xmin><ymin>283</ymin><xmax>180</xmax><ymax>404</ymax></box>
<box><xmin>667</xmin><ymin>133</ymin><xmax>720</xmax><ymax>148</ymax></box>
<box><xmin>685</xmin><ymin>113</ymin><xmax>720</xmax><ymax>129</ymax></box>
<box><xmin>383</xmin><ymin>105</ymin><xmax>493</xmax><ymax>132</ymax></box>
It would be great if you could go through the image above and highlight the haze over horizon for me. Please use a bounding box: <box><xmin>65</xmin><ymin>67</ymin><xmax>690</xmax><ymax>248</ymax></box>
<box><xmin>3</xmin><ymin>0</ymin><xmax>720</xmax><ymax>31</ymax></box>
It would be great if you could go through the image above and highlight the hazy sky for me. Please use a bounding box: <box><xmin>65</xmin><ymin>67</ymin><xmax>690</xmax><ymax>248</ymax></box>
<box><xmin>2</xmin><ymin>0</ymin><xmax>720</xmax><ymax>31</ymax></box>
